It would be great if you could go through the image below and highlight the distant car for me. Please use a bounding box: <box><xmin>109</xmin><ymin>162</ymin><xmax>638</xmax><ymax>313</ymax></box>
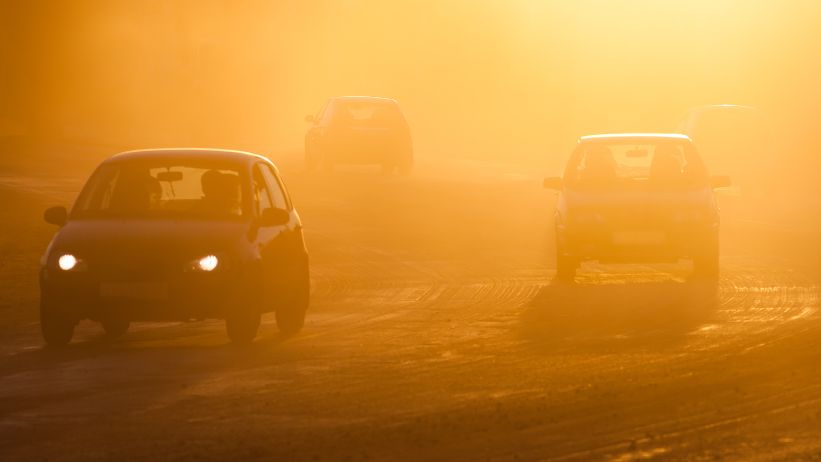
<box><xmin>304</xmin><ymin>96</ymin><xmax>413</xmax><ymax>174</ymax></box>
<box><xmin>543</xmin><ymin>134</ymin><xmax>730</xmax><ymax>281</ymax></box>
<box><xmin>39</xmin><ymin>148</ymin><xmax>309</xmax><ymax>346</ymax></box>
<box><xmin>676</xmin><ymin>104</ymin><xmax>772</xmax><ymax>197</ymax></box>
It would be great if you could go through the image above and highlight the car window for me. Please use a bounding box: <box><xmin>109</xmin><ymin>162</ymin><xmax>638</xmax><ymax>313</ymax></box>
<box><xmin>258</xmin><ymin>163</ymin><xmax>289</xmax><ymax>210</ymax></box>
<box><xmin>331</xmin><ymin>101</ymin><xmax>404</xmax><ymax>127</ymax></box>
<box><xmin>565</xmin><ymin>141</ymin><xmax>708</xmax><ymax>189</ymax></box>
<box><xmin>316</xmin><ymin>100</ymin><xmax>330</xmax><ymax>123</ymax></box>
<box><xmin>73</xmin><ymin>160</ymin><xmax>245</xmax><ymax>219</ymax></box>
<box><xmin>252</xmin><ymin>165</ymin><xmax>273</xmax><ymax>216</ymax></box>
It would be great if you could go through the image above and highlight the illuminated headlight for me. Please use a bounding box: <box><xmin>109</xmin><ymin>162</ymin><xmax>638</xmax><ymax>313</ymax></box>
<box><xmin>58</xmin><ymin>254</ymin><xmax>77</xmax><ymax>270</ymax></box>
<box><xmin>191</xmin><ymin>255</ymin><xmax>219</xmax><ymax>272</ymax></box>
<box><xmin>56</xmin><ymin>253</ymin><xmax>86</xmax><ymax>271</ymax></box>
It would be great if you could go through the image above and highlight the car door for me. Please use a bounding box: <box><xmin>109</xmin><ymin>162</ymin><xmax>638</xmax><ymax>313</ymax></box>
<box><xmin>255</xmin><ymin>162</ymin><xmax>304</xmax><ymax>307</ymax></box>
<box><xmin>250</xmin><ymin>163</ymin><xmax>284</xmax><ymax>309</ymax></box>
<box><xmin>306</xmin><ymin>100</ymin><xmax>331</xmax><ymax>145</ymax></box>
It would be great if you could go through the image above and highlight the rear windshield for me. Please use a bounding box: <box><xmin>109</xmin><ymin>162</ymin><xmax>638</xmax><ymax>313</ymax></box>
<box><xmin>565</xmin><ymin>140</ymin><xmax>708</xmax><ymax>189</ymax></box>
<box><xmin>72</xmin><ymin>159</ymin><xmax>247</xmax><ymax>220</ymax></box>
<box><xmin>331</xmin><ymin>100</ymin><xmax>405</xmax><ymax>127</ymax></box>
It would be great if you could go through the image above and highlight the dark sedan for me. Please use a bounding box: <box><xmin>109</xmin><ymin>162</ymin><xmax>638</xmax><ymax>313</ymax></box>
<box><xmin>304</xmin><ymin>96</ymin><xmax>413</xmax><ymax>174</ymax></box>
<box><xmin>39</xmin><ymin>148</ymin><xmax>309</xmax><ymax>345</ymax></box>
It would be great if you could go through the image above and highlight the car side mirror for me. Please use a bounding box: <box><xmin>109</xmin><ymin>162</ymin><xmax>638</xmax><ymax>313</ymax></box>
<box><xmin>258</xmin><ymin>208</ymin><xmax>290</xmax><ymax>227</ymax></box>
<box><xmin>710</xmin><ymin>175</ymin><xmax>732</xmax><ymax>189</ymax></box>
<box><xmin>44</xmin><ymin>206</ymin><xmax>68</xmax><ymax>226</ymax></box>
<box><xmin>543</xmin><ymin>177</ymin><xmax>563</xmax><ymax>190</ymax></box>
<box><xmin>304</xmin><ymin>115</ymin><xmax>315</xmax><ymax>123</ymax></box>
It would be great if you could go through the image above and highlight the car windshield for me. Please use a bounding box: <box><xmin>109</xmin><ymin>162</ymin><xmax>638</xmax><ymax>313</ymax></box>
<box><xmin>331</xmin><ymin>100</ymin><xmax>404</xmax><ymax>127</ymax></box>
<box><xmin>565</xmin><ymin>140</ymin><xmax>708</xmax><ymax>189</ymax></box>
<box><xmin>72</xmin><ymin>159</ymin><xmax>247</xmax><ymax>219</ymax></box>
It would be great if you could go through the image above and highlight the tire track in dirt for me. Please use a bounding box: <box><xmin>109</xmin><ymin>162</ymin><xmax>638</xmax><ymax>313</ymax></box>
<box><xmin>506</xmin><ymin>256</ymin><xmax>821</xmax><ymax>461</ymax></box>
<box><xmin>3</xmin><ymin>156</ymin><xmax>821</xmax><ymax>461</ymax></box>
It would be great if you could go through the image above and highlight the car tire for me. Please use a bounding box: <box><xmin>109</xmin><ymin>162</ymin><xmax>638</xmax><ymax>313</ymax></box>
<box><xmin>693</xmin><ymin>242</ymin><xmax>720</xmax><ymax>281</ymax></box>
<box><xmin>276</xmin><ymin>271</ymin><xmax>309</xmax><ymax>335</ymax></box>
<box><xmin>381</xmin><ymin>162</ymin><xmax>397</xmax><ymax>175</ymax></box>
<box><xmin>40</xmin><ymin>294</ymin><xmax>75</xmax><ymax>347</ymax></box>
<box><xmin>305</xmin><ymin>149</ymin><xmax>317</xmax><ymax>172</ymax></box>
<box><xmin>397</xmin><ymin>155</ymin><xmax>413</xmax><ymax>176</ymax></box>
<box><xmin>556</xmin><ymin>254</ymin><xmax>578</xmax><ymax>282</ymax></box>
<box><xmin>305</xmin><ymin>138</ymin><xmax>321</xmax><ymax>172</ymax></box>
<box><xmin>226</xmin><ymin>309</ymin><xmax>261</xmax><ymax>344</ymax></box>
<box><xmin>322</xmin><ymin>157</ymin><xmax>334</xmax><ymax>173</ymax></box>
<box><xmin>101</xmin><ymin>317</ymin><xmax>130</xmax><ymax>339</ymax></box>
<box><xmin>555</xmin><ymin>232</ymin><xmax>577</xmax><ymax>282</ymax></box>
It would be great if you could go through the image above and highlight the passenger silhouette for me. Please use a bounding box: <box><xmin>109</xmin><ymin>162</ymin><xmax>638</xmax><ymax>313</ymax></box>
<box><xmin>199</xmin><ymin>170</ymin><xmax>241</xmax><ymax>216</ymax></box>
<box><xmin>650</xmin><ymin>145</ymin><xmax>683</xmax><ymax>181</ymax></box>
<box><xmin>110</xmin><ymin>172</ymin><xmax>160</xmax><ymax>212</ymax></box>
<box><xmin>581</xmin><ymin>145</ymin><xmax>617</xmax><ymax>182</ymax></box>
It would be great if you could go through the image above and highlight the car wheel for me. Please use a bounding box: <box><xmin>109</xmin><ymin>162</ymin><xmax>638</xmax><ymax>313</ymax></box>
<box><xmin>555</xmin><ymin>232</ymin><xmax>577</xmax><ymax>282</ymax></box>
<box><xmin>556</xmin><ymin>254</ymin><xmax>578</xmax><ymax>282</ymax></box>
<box><xmin>305</xmin><ymin>149</ymin><xmax>317</xmax><ymax>172</ymax></box>
<box><xmin>322</xmin><ymin>157</ymin><xmax>334</xmax><ymax>173</ymax></box>
<box><xmin>40</xmin><ymin>294</ymin><xmax>75</xmax><ymax>347</ymax></box>
<box><xmin>305</xmin><ymin>139</ymin><xmax>320</xmax><ymax>171</ymax></box>
<box><xmin>276</xmin><ymin>271</ymin><xmax>309</xmax><ymax>335</ymax></box>
<box><xmin>397</xmin><ymin>155</ymin><xmax>413</xmax><ymax>176</ymax></box>
<box><xmin>693</xmin><ymin>242</ymin><xmax>720</xmax><ymax>281</ymax></box>
<box><xmin>226</xmin><ymin>309</ymin><xmax>261</xmax><ymax>344</ymax></box>
<box><xmin>381</xmin><ymin>162</ymin><xmax>397</xmax><ymax>175</ymax></box>
<box><xmin>101</xmin><ymin>317</ymin><xmax>130</xmax><ymax>339</ymax></box>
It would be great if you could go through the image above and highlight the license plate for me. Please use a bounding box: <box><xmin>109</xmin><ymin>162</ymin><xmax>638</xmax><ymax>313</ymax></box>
<box><xmin>100</xmin><ymin>282</ymin><xmax>168</xmax><ymax>301</ymax></box>
<box><xmin>612</xmin><ymin>231</ymin><xmax>666</xmax><ymax>246</ymax></box>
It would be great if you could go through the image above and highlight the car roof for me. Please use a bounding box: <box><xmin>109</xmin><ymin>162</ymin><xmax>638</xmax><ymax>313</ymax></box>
<box><xmin>331</xmin><ymin>96</ymin><xmax>399</xmax><ymax>105</ymax></box>
<box><xmin>579</xmin><ymin>133</ymin><xmax>692</xmax><ymax>142</ymax></box>
<box><xmin>106</xmin><ymin>148</ymin><xmax>271</xmax><ymax>165</ymax></box>
<box><xmin>686</xmin><ymin>104</ymin><xmax>762</xmax><ymax>113</ymax></box>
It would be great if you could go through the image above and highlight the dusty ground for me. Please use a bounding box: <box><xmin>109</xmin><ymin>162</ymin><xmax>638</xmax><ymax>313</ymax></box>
<box><xmin>1</xmin><ymin>146</ymin><xmax>821</xmax><ymax>461</ymax></box>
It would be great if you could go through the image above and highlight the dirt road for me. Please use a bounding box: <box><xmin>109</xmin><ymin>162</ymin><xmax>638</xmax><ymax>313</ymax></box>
<box><xmin>1</xmin><ymin>153</ymin><xmax>820</xmax><ymax>461</ymax></box>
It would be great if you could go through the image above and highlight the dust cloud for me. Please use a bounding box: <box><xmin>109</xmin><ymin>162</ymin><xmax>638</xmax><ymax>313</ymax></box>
<box><xmin>2</xmin><ymin>1</ymin><xmax>821</xmax><ymax>180</ymax></box>
<box><xmin>3</xmin><ymin>2</ymin><xmax>821</xmax><ymax>460</ymax></box>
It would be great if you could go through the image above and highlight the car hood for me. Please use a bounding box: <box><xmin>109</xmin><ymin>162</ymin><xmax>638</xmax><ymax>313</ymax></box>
<box><xmin>47</xmin><ymin>218</ymin><xmax>251</xmax><ymax>264</ymax></box>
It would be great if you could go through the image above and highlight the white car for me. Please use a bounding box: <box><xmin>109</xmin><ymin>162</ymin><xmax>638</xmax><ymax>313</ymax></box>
<box><xmin>544</xmin><ymin>134</ymin><xmax>730</xmax><ymax>281</ymax></box>
<box><xmin>677</xmin><ymin>104</ymin><xmax>772</xmax><ymax>197</ymax></box>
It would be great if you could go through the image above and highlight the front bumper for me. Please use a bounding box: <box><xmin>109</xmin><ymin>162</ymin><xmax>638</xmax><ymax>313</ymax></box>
<box><xmin>39</xmin><ymin>268</ymin><xmax>257</xmax><ymax>321</ymax></box>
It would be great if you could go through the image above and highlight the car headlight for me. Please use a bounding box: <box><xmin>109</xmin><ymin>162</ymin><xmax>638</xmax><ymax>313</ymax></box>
<box><xmin>55</xmin><ymin>253</ymin><xmax>87</xmax><ymax>272</ymax></box>
<box><xmin>188</xmin><ymin>254</ymin><xmax>219</xmax><ymax>272</ymax></box>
